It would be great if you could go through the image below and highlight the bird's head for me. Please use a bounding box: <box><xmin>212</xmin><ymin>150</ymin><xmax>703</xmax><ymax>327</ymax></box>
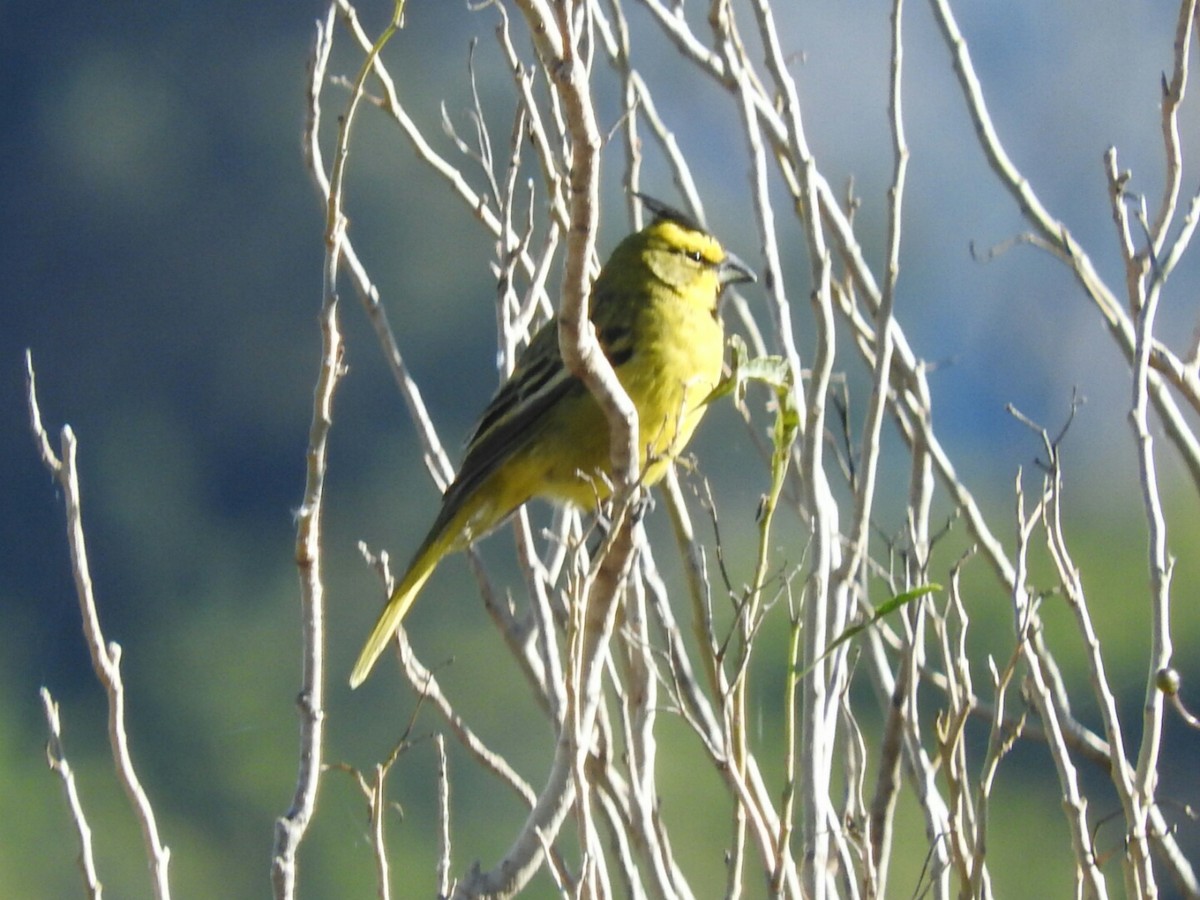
<box><xmin>631</xmin><ymin>194</ymin><xmax>756</xmax><ymax>299</ymax></box>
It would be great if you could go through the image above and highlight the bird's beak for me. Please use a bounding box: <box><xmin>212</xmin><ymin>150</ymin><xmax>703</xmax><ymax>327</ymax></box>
<box><xmin>719</xmin><ymin>251</ymin><xmax>757</xmax><ymax>286</ymax></box>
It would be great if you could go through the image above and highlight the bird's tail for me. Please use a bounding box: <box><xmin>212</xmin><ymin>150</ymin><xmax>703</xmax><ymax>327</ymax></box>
<box><xmin>348</xmin><ymin>532</ymin><xmax>449</xmax><ymax>688</ymax></box>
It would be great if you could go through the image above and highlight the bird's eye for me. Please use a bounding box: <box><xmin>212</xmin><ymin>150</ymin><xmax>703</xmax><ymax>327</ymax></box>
<box><xmin>688</xmin><ymin>250</ymin><xmax>703</xmax><ymax>262</ymax></box>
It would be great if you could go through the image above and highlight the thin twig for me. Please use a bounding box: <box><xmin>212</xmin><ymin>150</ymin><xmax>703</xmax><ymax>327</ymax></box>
<box><xmin>39</xmin><ymin>688</ymin><xmax>103</xmax><ymax>900</ymax></box>
<box><xmin>1128</xmin><ymin>167</ymin><xmax>1173</xmax><ymax>897</ymax></box>
<box><xmin>1147</xmin><ymin>0</ymin><xmax>1197</xmax><ymax>255</ymax></box>
<box><xmin>25</xmin><ymin>352</ymin><xmax>173</xmax><ymax>899</ymax></box>
<box><xmin>436</xmin><ymin>734</ymin><xmax>453</xmax><ymax>899</ymax></box>
<box><xmin>1009</xmin><ymin>473</ymin><xmax>1108</xmax><ymax>899</ymax></box>
<box><xmin>273</xmin><ymin>2</ymin><xmax>392</xmax><ymax>893</ymax></box>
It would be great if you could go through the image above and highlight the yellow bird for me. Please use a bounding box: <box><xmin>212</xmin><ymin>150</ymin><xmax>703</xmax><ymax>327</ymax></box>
<box><xmin>350</xmin><ymin>196</ymin><xmax>754</xmax><ymax>687</ymax></box>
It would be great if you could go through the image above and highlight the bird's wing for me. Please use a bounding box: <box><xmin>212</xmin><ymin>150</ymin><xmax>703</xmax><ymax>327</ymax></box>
<box><xmin>440</xmin><ymin>287</ymin><xmax>635</xmax><ymax>523</ymax></box>
<box><xmin>441</xmin><ymin>322</ymin><xmax>580</xmax><ymax>514</ymax></box>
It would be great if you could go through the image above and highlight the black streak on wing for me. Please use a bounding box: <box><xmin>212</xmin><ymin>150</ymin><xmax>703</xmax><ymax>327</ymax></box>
<box><xmin>468</xmin><ymin>338</ymin><xmax>561</xmax><ymax>448</ymax></box>
<box><xmin>599</xmin><ymin>324</ymin><xmax>634</xmax><ymax>366</ymax></box>
<box><xmin>443</xmin><ymin>332</ymin><xmax>578</xmax><ymax>519</ymax></box>
<box><xmin>436</xmin><ymin>285</ymin><xmax>638</xmax><ymax>530</ymax></box>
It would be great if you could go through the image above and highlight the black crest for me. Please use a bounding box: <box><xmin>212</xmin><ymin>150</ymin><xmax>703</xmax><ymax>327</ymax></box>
<box><xmin>632</xmin><ymin>192</ymin><xmax>706</xmax><ymax>233</ymax></box>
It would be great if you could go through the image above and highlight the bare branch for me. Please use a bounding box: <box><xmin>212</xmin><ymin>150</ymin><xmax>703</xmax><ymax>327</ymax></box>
<box><xmin>1147</xmin><ymin>0</ymin><xmax>1197</xmax><ymax>254</ymax></box>
<box><xmin>272</xmin><ymin>1</ymin><xmax>382</xmax><ymax>892</ymax></box>
<box><xmin>39</xmin><ymin>688</ymin><xmax>103</xmax><ymax>900</ymax></box>
<box><xmin>25</xmin><ymin>352</ymin><xmax>172</xmax><ymax>899</ymax></box>
<box><xmin>1009</xmin><ymin>473</ymin><xmax>1109</xmax><ymax>898</ymax></box>
<box><xmin>436</xmin><ymin>734</ymin><xmax>453</xmax><ymax>899</ymax></box>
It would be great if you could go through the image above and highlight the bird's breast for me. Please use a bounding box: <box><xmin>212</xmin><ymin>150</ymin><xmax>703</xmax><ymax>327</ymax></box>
<box><xmin>617</xmin><ymin>298</ymin><xmax>724</xmax><ymax>464</ymax></box>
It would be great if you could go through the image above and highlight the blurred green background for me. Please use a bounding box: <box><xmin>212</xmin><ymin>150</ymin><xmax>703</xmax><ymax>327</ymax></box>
<box><xmin>4</xmin><ymin>1</ymin><xmax>1200</xmax><ymax>896</ymax></box>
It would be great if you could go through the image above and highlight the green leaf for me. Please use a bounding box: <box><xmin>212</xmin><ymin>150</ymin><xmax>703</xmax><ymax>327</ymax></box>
<box><xmin>794</xmin><ymin>583</ymin><xmax>942</xmax><ymax>681</ymax></box>
<box><xmin>703</xmin><ymin>334</ymin><xmax>792</xmax><ymax>407</ymax></box>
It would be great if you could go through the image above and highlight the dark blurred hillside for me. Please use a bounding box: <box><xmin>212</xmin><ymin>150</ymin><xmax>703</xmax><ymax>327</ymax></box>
<box><xmin>0</xmin><ymin>3</ymin><xmax>497</xmax><ymax>895</ymax></box>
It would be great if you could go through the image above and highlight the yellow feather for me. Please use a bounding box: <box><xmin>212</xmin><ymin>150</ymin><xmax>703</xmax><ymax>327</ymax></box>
<box><xmin>350</xmin><ymin>199</ymin><xmax>754</xmax><ymax>687</ymax></box>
